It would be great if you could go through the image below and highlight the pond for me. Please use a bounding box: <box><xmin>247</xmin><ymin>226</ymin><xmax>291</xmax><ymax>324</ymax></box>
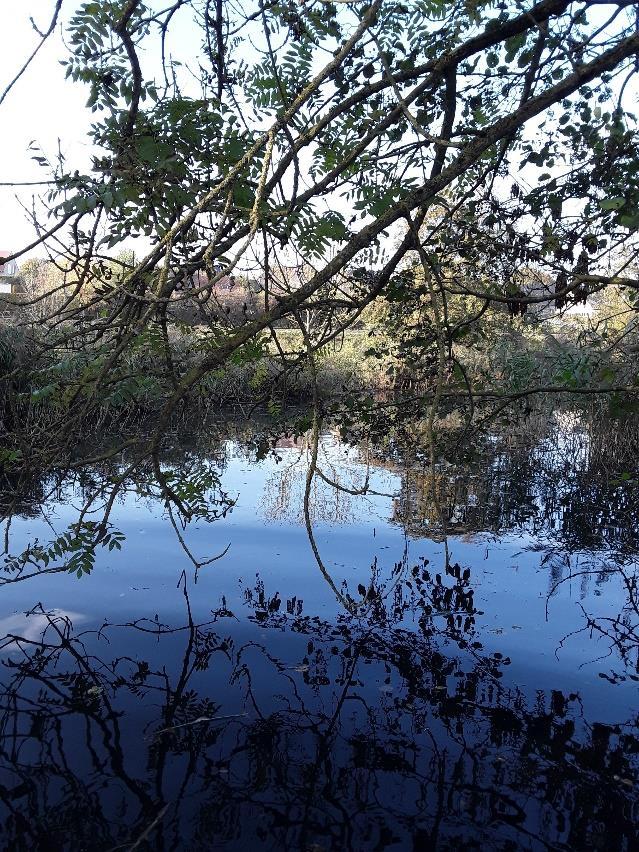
<box><xmin>0</xmin><ymin>408</ymin><xmax>638</xmax><ymax>851</ymax></box>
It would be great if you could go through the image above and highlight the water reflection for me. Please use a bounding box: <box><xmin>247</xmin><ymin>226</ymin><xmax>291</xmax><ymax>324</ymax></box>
<box><xmin>0</xmin><ymin>407</ymin><xmax>638</xmax><ymax>849</ymax></box>
<box><xmin>0</xmin><ymin>582</ymin><xmax>637</xmax><ymax>852</ymax></box>
<box><xmin>378</xmin><ymin>410</ymin><xmax>639</xmax><ymax>554</ymax></box>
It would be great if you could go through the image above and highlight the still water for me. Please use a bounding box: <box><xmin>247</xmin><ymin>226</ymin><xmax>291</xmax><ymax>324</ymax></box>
<box><xmin>0</xmin><ymin>411</ymin><xmax>637</xmax><ymax>850</ymax></box>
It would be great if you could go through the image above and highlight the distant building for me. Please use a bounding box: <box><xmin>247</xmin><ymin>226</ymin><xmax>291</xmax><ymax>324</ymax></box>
<box><xmin>176</xmin><ymin>266</ymin><xmax>236</xmax><ymax>295</ymax></box>
<box><xmin>0</xmin><ymin>252</ymin><xmax>21</xmax><ymax>295</ymax></box>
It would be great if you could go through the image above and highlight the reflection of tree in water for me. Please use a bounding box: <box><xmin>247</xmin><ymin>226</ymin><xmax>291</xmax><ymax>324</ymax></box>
<box><xmin>261</xmin><ymin>432</ymin><xmax>371</xmax><ymax>526</ymax></box>
<box><xmin>548</xmin><ymin>552</ymin><xmax>639</xmax><ymax>679</ymax></box>
<box><xmin>0</xmin><ymin>574</ymin><xmax>637</xmax><ymax>852</ymax></box>
<box><xmin>0</xmin><ymin>416</ymin><xmax>278</xmax><ymax>538</ymax></box>
<box><xmin>0</xmin><ymin>437</ymin><xmax>237</xmax><ymax>584</ymax></box>
<box><xmin>381</xmin><ymin>409</ymin><xmax>639</xmax><ymax>556</ymax></box>
<box><xmin>1</xmin><ymin>411</ymin><xmax>638</xmax><ymax>848</ymax></box>
<box><xmin>6</xmin><ymin>408</ymin><xmax>637</xmax><ymax>563</ymax></box>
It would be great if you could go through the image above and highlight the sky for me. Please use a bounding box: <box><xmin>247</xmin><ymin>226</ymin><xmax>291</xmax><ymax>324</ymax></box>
<box><xmin>0</xmin><ymin>4</ymin><xmax>92</xmax><ymax>253</ymax></box>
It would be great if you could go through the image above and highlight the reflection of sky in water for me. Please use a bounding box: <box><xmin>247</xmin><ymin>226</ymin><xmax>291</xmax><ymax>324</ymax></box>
<box><xmin>1</xmin><ymin>427</ymin><xmax>637</xmax><ymax>726</ymax></box>
<box><xmin>0</xmin><ymin>609</ymin><xmax>87</xmax><ymax>655</ymax></box>
<box><xmin>0</xmin><ymin>422</ymin><xmax>638</xmax><ymax>851</ymax></box>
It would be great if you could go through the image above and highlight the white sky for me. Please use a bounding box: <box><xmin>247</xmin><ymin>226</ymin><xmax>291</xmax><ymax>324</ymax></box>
<box><xmin>0</xmin><ymin>4</ymin><xmax>92</xmax><ymax>253</ymax></box>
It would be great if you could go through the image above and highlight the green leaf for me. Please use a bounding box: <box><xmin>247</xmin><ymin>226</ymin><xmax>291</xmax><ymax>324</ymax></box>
<box><xmin>600</xmin><ymin>197</ymin><xmax>625</xmax><ymax>211</ymax></box>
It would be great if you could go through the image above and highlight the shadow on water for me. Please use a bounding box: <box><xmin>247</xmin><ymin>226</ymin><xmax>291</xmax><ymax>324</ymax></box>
<box><xmin>0</xmin><ymin>406</ymin><xmax>638</xmax><ymax>850</ymax></box>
